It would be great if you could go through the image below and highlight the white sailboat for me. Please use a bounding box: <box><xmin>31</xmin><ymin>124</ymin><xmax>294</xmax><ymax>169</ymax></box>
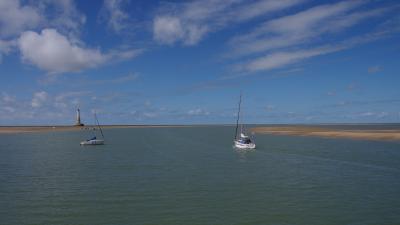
<box><xmin>80</xmin><ymin>113</ymin><xmax>105</xmax><ymax>145</ymax></box>
<box><xmin>233</xmin><ymin>93</ymin><xmax>256</xmax><ymax>149</ymax></box>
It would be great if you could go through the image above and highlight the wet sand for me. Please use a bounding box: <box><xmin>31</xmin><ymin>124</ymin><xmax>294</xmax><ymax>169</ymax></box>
<box><xmin>0</xmin><ymin>125</ymin><xmax>190</xmax><ymax>134</ymax></box>
<box><xmin>251</xmin><ymin>126</ymin><xmax>400</xmax><ymax>141</ymax></box>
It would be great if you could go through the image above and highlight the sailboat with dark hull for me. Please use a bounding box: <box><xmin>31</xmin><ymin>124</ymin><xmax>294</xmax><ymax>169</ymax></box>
<box><xmin>80</xmin><ymin>113</ymin><xmax>105</xmax><ymax>145</ymax></box>
<box><xmin>233</xmin><ymin>93</ymin><xmax>256</xmax><ymax>149</ymax></box>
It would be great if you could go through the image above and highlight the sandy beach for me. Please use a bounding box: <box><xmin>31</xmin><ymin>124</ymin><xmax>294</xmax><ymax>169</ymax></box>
<box><xmin>251</xmin><ymin>126</ymin><xmax>400</xmax><ymax>141</ymax></box>
<box><xmin>0</xmin><ymin>125</ymin><xmax>189</xmax><ymax>134</ymax></box>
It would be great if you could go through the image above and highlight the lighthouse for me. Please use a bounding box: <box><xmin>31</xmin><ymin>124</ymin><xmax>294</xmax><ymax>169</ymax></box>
<box><xmin>75</xmin><ymin>108</ymin><xmax>84</xmax><ymax>126</ymax></box>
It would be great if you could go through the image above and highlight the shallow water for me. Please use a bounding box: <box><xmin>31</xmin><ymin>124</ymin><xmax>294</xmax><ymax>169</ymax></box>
<box><xmin>1</xmin><ymin>126</ymin><xmax>400</xmax><ymax>225</ymax></box>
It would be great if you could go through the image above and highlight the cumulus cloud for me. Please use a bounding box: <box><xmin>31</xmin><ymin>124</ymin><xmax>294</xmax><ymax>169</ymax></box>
<box><xmin>0</xmin><ymin>90</ymin><xmax>90</xmax><ymax>124</ymax></box>
<box><xmin>31</xmin><ymin>91</ymin><xmax>48</xmax><ymax>108</ymax></box>
<box><xmin>153</xmin><ymin>0</ymin><xmax>304</xmax><ymax>45</ymax></box>
<box><xmin>0</xmin><ymin>92</ymin><xmax>32</xmax><ymax>122</ymax></box>
<box><xmin>0</xmin><ymin>0</ymin><xmax>88</xmax><ymax>65</ymax></box>
<box><xmin>18</xmin><ymin>29</ymin><xmax>106</xmax><ymax>73</ymax></box>
<box><xmin>18</xmin><ymin>29</ymin><xmax>140</xmax><ymax>74</ymax></box>
<box><xmin>0</xmin><ymin>0</ymin><xmax>139</xmax><ymax>72</ymax></box>
<box><xmin>0</xmin><ymin>0</ymin><xmax>42</xmax><ymax>38</ymax></box>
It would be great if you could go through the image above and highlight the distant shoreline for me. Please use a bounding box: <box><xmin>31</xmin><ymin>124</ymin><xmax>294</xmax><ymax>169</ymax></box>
<box><xmin>0</xmin><ymin>125</ymin><xmax>194</xmax><ymax>134</ymax></box>
<box><xmin>251</xmin><ymin>126</ymin><xmax>400</xmax><ymax>142</ymax></box>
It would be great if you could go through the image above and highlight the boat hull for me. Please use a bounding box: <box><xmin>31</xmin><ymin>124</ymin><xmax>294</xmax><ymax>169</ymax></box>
<box><xmin>80</xmin><ymin>139</ymin><xmax>104</xmax><ymax>145</ymax></box>
<box><xmin>234</xmin><ymin>140</ymin><xmax>256</xmax><ymax>149</ymax></box>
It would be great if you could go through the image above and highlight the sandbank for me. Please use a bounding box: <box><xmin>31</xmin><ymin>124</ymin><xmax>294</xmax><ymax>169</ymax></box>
<box><xmin>251</xmin><ymin>126</ymin><xmax>400</xmax><ymax>141</ymax></box>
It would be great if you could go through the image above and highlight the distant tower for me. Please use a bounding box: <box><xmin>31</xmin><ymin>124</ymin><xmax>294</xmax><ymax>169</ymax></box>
<box><xmin>75</xmin><ymin>108</ymin><xmax>84</xmax><ymax>126</ymax></box>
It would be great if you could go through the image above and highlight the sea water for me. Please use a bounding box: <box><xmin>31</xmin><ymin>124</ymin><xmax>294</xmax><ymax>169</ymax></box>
<box><xmin>1</xmin><ymin>126</ymin><xmax>400</xmax><ymax>225</ymax></box>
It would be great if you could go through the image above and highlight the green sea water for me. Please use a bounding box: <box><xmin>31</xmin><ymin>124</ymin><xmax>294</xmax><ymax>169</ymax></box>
<box><xmin>1</xmin><ymin>126</ymin><xmax>400</xmax><ymax>225</ymax></box>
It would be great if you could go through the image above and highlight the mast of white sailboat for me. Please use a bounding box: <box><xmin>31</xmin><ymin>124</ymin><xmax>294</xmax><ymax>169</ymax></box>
<box><xmin>240</xmin><ymin>101</ymin><xmax>244</xmax><ymax>135</ymax></box>
<box><xmin>94</xmin><ymin>112</ymin><xmax>104</xmax><ymax>139</ymax></box>
<box><xmin>234</xmin><ymin>92</ymin><xmax>242</xmax><ymax>140</ymax></box>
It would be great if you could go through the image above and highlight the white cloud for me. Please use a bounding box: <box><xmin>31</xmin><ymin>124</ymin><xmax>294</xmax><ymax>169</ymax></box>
<box><xmin>31</xmin><ymin>91</ymin><xmax>48</xmax><ymax>108</ymax></box>
<box><xmin>18</xmin><ymin>29</ymin><xmax>105</xmax><ymax>73</ymax></box>
<box><xmin>0</xmin><ymin>0</ymin><xmax>42</xmax><ymax>38</ymax></box>
<box><xmin>224</xmin><ymin>1</ymin><xmax>400</xmax><ymax>75</ymax></box>
<box><xmin>0</xmin><ymin>90</ymin><xmax>81</xmax><ymax>124</ymax></box>
<box><xmin>228</xmin><ymin>1</ymin><xmax>389</xmax><ymax>57</ymax></box>
<box><xmin>153</xmin><ymin>0</ymin><xmax>304</xmax><ymax>45</ymax></box>
<box><xmin>40</xmin><ymin>0</ymin><xmax>86</xmax><ymax>42</ymax></box>
<box><xmin>236</xmin><ymin>25</ymin><xmax>398</xmax><ymax>74</ymax></box>
<box><xmin>265</xmin><ymin>1</ymin><xmax>362</xmax><ymax>33</ymax></box>
<box><xmin>360</xmin><ymin>112</ymin><xmax>374</xmax><ymax>116</ymax></box>
<box><xmin>0</xmin><ymin>0</ymin><xmax>87</xmax><ymax>64</ymax></box>
<box><xmin>241</xmin><ymin>45</ymin><xmax>342</xmax><ymax>73</ymax></box>
<box><xmin>359</xmin><ymin>111</ymin><xmax>388</xmax><ymax>118</ymax></box>
<box><xmin>18</xmin><ymin>29</ymin><xmax>139</xmax><ymax>74</ymax></box>
<box><xmin>0</xmin><ymin>0</ymin><xmax>84</xmax><ymax>39</ymax></box>
<box><xmin>53</xmin><ymin>91</ymin><xmax>91</xmax><ymax>109</ymax></box>
<box><xmin>187</xmin><ymin>108</ymin><xmax>210</xmax><ymax>116</ymax></box>
<box><xmin>55</xmin><ymin>91</ymin><xmax>90</xmax><ymax>102</ymax></box>
<box><xmin>101</xmin><ymin>0</ymin><xmax>129</xmax><ymax>33</ymax></box>
<box><xmin>153</xmin><ymin>16</ymin><xmax>185</xmax><ymax>45</ymax></box>
<box><xmin>231</xmin><ymin>0</ymin><xmax>306</xmax><ymax>21</ymax></box>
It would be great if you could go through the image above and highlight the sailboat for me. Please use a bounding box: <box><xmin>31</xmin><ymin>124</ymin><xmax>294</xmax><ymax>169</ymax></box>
<box><xmin>233</xmin><ymin>93</ymin><xmax>256</xmax><ymax>149</ymax></box>
<box><xmin>80</xmin><ymin>113</ymin><xmax>105</xmax><ymax>145</ymax></box>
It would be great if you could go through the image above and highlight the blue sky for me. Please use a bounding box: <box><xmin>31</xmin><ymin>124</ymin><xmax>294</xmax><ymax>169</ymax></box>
<box><xmin>0</xmin><ymin>0</ymin><xmax>399</xmax><ymax>125</ymax></box>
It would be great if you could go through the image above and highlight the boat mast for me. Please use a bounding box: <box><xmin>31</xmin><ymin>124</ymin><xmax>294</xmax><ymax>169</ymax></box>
<box><xmin>94</xmin><ymin>113</ymin><xmax>104</xmax><ymax>139</ymax></box>
<box><xmin>234</xmin><ymin>92</ymin><xmax>242</xmax><ymax>140</ymax></box>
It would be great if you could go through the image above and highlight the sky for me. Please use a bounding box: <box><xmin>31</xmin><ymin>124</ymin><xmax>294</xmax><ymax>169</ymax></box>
<box><xmin>0</xmin><ymin>0</ymin><xmax>399</xmax><ymax>125</ymax></box>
